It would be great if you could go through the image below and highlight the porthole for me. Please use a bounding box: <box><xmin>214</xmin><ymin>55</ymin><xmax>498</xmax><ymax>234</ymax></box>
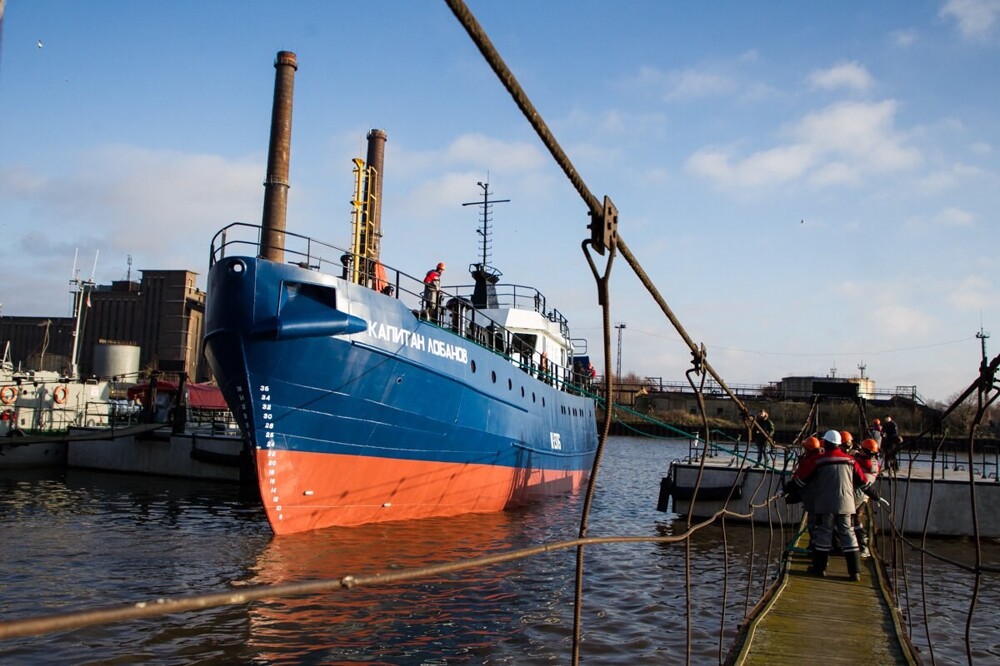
<box><xmin>508</xmin><ymin>378</ymin><xmax>513</xmax><ymax>390</ymax></box>
<box><xmin>491</xmin><ymin>370</ymin><xmax>497</xmax><ymax>383</ymax></box>
<box><xmin>471</xmin><ymin>360</ymin><xmax>477</xmax><ymax>373</ymax></box>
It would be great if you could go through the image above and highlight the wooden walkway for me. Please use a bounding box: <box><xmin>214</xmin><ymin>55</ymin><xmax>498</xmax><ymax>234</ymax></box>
<box><xmin>728</xmin><ymin>528</ymin><xmax>917</xmax><ymax>665</ymax></box>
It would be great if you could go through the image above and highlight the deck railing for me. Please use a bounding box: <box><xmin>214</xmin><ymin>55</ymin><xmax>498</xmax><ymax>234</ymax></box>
<box><xmin>209</xmin><ymin>222</ymin><xmax>591</xmax><ymax>397</ymax></box>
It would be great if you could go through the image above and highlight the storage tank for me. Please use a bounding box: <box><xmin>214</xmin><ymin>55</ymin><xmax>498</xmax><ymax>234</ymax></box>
<box><xmin>93</xmin><ymin>342</ymin><xmax>141</xmax><ymax>380</ymax></box>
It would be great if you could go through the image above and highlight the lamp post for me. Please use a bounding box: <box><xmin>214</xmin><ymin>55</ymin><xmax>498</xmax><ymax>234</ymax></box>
<box><xmin>615</xmin><ymin>322</ymin><xmax>626</xmax><ymax>403</ymax></box>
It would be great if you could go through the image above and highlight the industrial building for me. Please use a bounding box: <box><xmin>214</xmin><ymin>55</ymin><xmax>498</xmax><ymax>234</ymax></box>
<box><xmin>0</xmin><ymin>269</ymin><xmax>208</xmax><ymax>382</ymax></box>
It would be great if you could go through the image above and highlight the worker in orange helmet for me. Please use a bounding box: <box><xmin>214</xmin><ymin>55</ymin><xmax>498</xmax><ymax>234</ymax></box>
<box><xmin>799</xmin><ymin>435</ymin><xmax>822</xmax><ymax>460</ymax></box>
<box><xmin>868</xmin><ymin>418</ymin><xmax>883</xmax><ymax>445</ymax></box>
<box><xmin>422</xmin><ymin>261</ymin><xmax>446</xmax><ymax>320</ymax></box>
<box><xmin>796</xmin><ymin>435</ymin><xmax>824</xmax><ymax>548</ymax></box>
<box><xmin>852</xmin><ymin>438</ymin><xmax>882</xmax><ymax>558</ymax></box>
<box><xmin>787</xmin><ymin>430</ymin><xmax>886</xmax><ymax>581</ymax></box>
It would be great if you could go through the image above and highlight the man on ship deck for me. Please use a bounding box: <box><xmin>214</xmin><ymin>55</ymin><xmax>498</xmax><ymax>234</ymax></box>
<box><xmin>753</xmin><ymin>409</ymin><xmax>775</xmax><ymax>467</ymax></box>
<box><xmin>423</xmin><ymin>262</ymin><xmax>445</xmax><ymax>322</ymax></box>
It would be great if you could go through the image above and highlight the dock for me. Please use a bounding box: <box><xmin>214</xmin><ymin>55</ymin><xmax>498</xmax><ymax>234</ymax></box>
<box><xmin>727</xmin><ymin>527</ymin><xmax>917</xmax><ymax>664</ymax></box>
<box><xmin>0</xmin><ymin>423</ymin><xmax>169</xmax><ymax>468</ymax></box>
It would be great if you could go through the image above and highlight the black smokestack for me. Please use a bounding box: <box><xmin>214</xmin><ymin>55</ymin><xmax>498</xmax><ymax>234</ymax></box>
<box><xmin>261</xmin><ymin>51</ymin><xmax>297</xmax><ymax>263</ymax></box>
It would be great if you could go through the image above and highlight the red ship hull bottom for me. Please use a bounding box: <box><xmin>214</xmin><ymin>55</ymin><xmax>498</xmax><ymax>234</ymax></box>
<box><xmin>257</xmin><ymin>449</ymin><xmax>590</xmax><ymax>535</ymax></box>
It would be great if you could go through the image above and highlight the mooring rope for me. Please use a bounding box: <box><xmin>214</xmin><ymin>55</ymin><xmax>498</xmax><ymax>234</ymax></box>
<box><xmin>0</xmin><ymin>502</ymin><xmax>787</xmax><ymax>642</ymax></box>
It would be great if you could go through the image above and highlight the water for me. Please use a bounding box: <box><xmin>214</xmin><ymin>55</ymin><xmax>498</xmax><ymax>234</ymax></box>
<box><xmin>0</xmin><ymin>437</ymin><xmax>995</xmax><ymax>664</ymax></box>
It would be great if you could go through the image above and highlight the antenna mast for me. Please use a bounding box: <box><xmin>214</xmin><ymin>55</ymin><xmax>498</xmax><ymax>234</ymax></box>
<box><xmin>462</xmin><ymin>180</ymin><xmax>509</xmax><ymax>273</ymax></box>
<box><xmin>977</xmin><ymin>325</ymin><xmax>990</xmax><ymax>371</ymax></box>
<box><xmin>69</xmin><ymin>250</ymin><xmax>98</xmax><ymax>379</ymax></box>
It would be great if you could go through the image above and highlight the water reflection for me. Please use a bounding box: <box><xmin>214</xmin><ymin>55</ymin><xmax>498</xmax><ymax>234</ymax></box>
<box><xmin>242</xmin><ymin>507</ymin><xmax>556</xmax><ymax>663</ymax></box>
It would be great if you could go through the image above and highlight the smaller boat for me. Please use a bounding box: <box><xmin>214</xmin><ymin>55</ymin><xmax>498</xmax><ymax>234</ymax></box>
<box><xmin>0</xmin><ymin>341</ymin><xmax>112</xmax><ymax>467</ymax></box>
<box><xmin>66</xmin><ymin>380</ymin><xmax>249</xmax><ymax>483</ymax></box>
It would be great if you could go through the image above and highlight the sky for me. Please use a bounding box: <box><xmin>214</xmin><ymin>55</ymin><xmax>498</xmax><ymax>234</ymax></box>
<box><xmin>1</xmin><ymin>1</ymin><xmax>998</xmax><ymax>405</ymax></box>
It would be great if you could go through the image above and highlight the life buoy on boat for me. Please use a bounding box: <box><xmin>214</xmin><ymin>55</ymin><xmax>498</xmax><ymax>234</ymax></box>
<box><xmin>53</xmin><ymin>385</ymin><xmax>69</xmax><ymax>405</ymax></box>
<box><xmin>0</xmin><ymin>386</ymin><xmax>16</xmax><ymax>405</ymax></box>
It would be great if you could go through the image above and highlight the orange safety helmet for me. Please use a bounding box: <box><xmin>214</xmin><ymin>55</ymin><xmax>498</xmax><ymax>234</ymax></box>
<box><xmin>872</xmin><ymin>418</ymin><xmax>881</xmax><ymax>426</ymax></box>
<box><xmin>840</xmin><ymin>431</ymin><xmax>854</xmax><ymax>445</ymax></box>
<box><xmin>861</xmin><ymin>438</ymin><xmax>880</xmax><ymax>453</ymax></box>
<box><xmin>436</xmin><ymin>262</ymin><xmax>446</xmax><ymax>271</ymax></box>
<box><xmin>803</xmin><ymin>436</ymin><xmax>822</xmax><ymax>451</ymax></box>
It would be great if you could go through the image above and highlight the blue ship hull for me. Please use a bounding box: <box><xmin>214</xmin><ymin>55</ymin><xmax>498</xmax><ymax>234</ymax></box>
<box><xmin>204</xmin><ymin>252</ymin><xmax>598</xmax><ymax>534</ymax></box>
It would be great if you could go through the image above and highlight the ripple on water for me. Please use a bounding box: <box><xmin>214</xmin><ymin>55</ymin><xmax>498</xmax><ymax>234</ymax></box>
<box><xmin>1</xmin><ymin>439</ymin><xmax>996</xmax><ymax>663</ymax></box>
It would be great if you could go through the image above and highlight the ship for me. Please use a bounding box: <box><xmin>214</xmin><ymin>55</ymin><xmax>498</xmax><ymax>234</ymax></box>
<box><xmin>202</xmin><ymin>52</ymin><xmax>598</xmax><ymax>535</ymax></box>
<box><xmin>1</xmin><ymin>273</ymin><xmax>112</xmax><ymax>467</ymax></box>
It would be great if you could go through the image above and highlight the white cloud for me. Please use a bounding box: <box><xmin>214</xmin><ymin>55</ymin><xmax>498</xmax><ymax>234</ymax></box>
<box><xmin>918</xmin><ymin>163</ymin><xmax>986</xmax><ymax>192</ymax></box>
<box><xmin>931</xmin><ymin>206</ymin><xmax>976</xmax><ymax>227</ymax></box>
<box><xmin>809</xmin><ymin>162</ymin><xmax>859</xmax><ymax>185</ymax></box>
<box><xmin>940</xmin><ymin>0</ymin><xmax>1000</xmax><ymax>39</ymax></box>
<box><xmin>970</xmin><ymin>141</ymin><xmax>993</xmax><ymax>155</ymax></box>
<box><xmin>0</xmin><ymin>145</ymin><xmax>265</xmax><ymax>314</ymax></box>
<box><xmin>792</xmin><ymin>101</ymin><xmax>921</xmax><ymax>171</ymax></box>
<box><xmin>389</xmin><ymin>134</ymin><xmax>547</xmax><ymax>181</ymax></box>
<box><xmin>808</xmin><ymin>62</ymin><xmax>875</xmax><ymax>92</ymax></box>
<box><xmin>394</xmin><ymin>171</ymin><xmax>483</xmax><ymax>221</ymax></box>
<box><xmin>3</xmin><ymin>145</ymin><xmax>262</xmax><ymax>256</ymax></box>
<box><xmin>919</xmin><ymin>170</ymin><xmax>960</xmax><ymax>191</ymax></box>
<box><xmin>443</xmin><ymin>134</ymin><xmax>546</xmax><ymax>171</ymax></box>
<box><xmin>872</xmin><ymin>304</ymin><xmax>935</xmax><ymax>338</ymax></box>
<box><xmin>665</xmin><ymin>69</ymin><xmax>735</xmax><ymax>100</ymax></box>
<box><xmin>685</xmin><ymin>100</ymin><xmax>920</xmax><ymax>189</ymax></box>
<box><xmin>562</xmin><ymin>106</ymin><xmax>668</xmax><ymax>137</ymax></box>
<box><xmin>635</xmin><ymin>66</ymin><xmax>736</xmax><ymax>101</ymax></box>
<box><xmin>686</xmin><ymin>144</ymin><xmax>815</xmax><ymax>187</ymax></box>
<box><xmin>890</xmin><ymin>29</ymin><xmax>919</xmax><ymax>47</ymax></box>
<box><xmin>0</xmin><ymin>165</ymin><xmax>48</xmax><ymax>195</ymax></box>
<box><xmin>949</xmin><ymin>275</ymin><xmax>998</xmax><ymax>310</ymax></box>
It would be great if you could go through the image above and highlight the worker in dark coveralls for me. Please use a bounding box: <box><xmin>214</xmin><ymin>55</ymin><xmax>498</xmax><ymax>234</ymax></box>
<box><xmin>753</xmin><ymin>409</ymin><xmax>775</xmax><ymax>467</ymax></box>
<box><xmin>882</xmin><ymin>415</ymin><xmax>902</xmax><ymax>471</ymax></box>
<box><xmin>786</xmin><ymin>429</ymin><xmax>884</xmax><ymax>581</ymax></box>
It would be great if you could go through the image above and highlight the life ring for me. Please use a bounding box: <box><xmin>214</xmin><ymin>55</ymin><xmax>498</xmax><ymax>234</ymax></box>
<box><xmin>0</xmin><ymin>386</ymin><xmax>16</xmax><ymax>405</ymax></box>
<box><xmin>53</xmin><ymin>385</ymin><xmax>69</xmax><ymax>405</ymax></box>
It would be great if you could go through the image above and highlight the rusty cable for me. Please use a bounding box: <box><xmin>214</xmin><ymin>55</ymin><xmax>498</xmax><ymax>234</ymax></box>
<box><xmin>683</xmin><ymin>358</ymin><xmax>710</xmax><ymax>665</ymax></box>
<box><xmin>444</xmin><ymin>0</ymin><xmax>602</xmax><ymax>220</ymax></box>
<box><xmin>573</xmin><ymin>239</ymin><xmax>616</xmax><ymax>665</ymax></box>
